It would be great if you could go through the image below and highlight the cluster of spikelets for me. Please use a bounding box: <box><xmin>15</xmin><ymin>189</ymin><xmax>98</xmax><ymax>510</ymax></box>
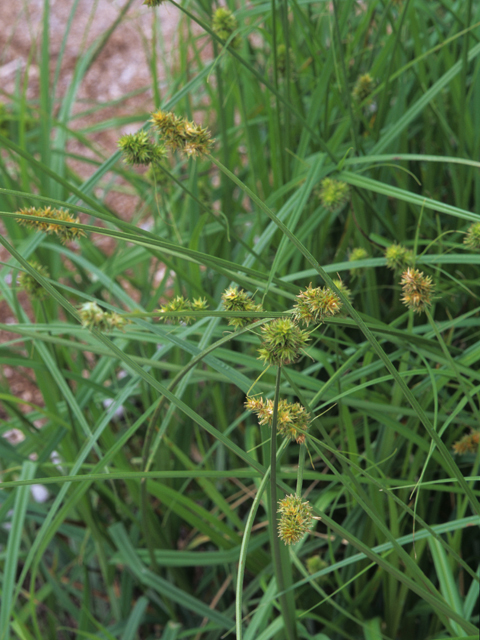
<box><xmin>400</xmin><ymin>268</ymin><xmax>435</xmax><ymax>314</ymax></box>
<box><xmin>463</xmin><ymin>222</ymin><xmax>480</xmax><ymax>251</ymax></box>
<box><xmin>452</xmin><ymin>430</ymin><xmax>480</xmax><ymax>455</ymax></box>
<box><xmin>277</xmin><ymin>494</ymin><xmax>313</xmax><ymax>546</ymax></box>
<box><xmin>212</xmin><ymin>8</ymin><xmax>242</xmax><ymax>49</ymax></box>
<box><xmin>16</xmin><ymin>206</ymin><xmax>85</xmax><ymax>244</ymax></box>
<box><xmin>79</xmin><ymin>302</ymin><xmax>128</xmax><ymax>332</ymax></box>
<box><xmin>352</xmin><ymin>73</ymin><xmax>375</xmax><ymax>104</ymax></box>
<box><xmin>385</xmin><ymin>243</ymin><xmax>414</xmax><ymax>271</ymax></box>
<box><xmin>292</xmin><ymin>283</ymin><xmax>342</xmax><ymax>327</ymax></box>
<box><xmin>348</xmin><ymin>247</ymin><xmax>369</xmax><ymax>277</ymax></box>
<box><xmin>221</xmin><ymin>286</ymin><xmax>263</xmax><ymax>329</ymax></box>
<box><xmin>151</xmin><ymin>110</ymin><xmax>214</xmax><ymax>157</ymax></box>
<box><xmin>118</xmin><ymin>131</ymin><xmax>166</xmax><ymax>166</ymax></box>
<box><xmin>318</xmin><ymin>178</ymin><xmax>350</xmax><ymax>212</ymax></box>
<box><xmin>18</xmin><ymin>261</ymin><xmax>50</xmax><ymax>301</ymax></box>
<box><xmin>158</xmin><ymin>295</ymin><xmax>208</xmax><ymax>324</ymax></box>
<box><xmin>258</xmin><ymin>318</ymin><xmax>310</xmax><ymax>366</ymax></box>
<box><xmin>245</xmin><ymin>396</ymin><xmax>310</xmax><ymax>444</ymax></box>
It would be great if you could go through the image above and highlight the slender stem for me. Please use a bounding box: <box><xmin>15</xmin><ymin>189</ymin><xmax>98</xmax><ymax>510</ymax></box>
<box><xmin>235</xmin><ymin>439</ymin><xmax>289</xmax><ymax>640</ymax></box>
<box><xmin>270</xmin><ymin>366</ymin><xmax>296</xmax><ymax>640</ymax></box>
<box><xmin>295</xmin><ymin>444</ymin><xmax>306</xmax><ymax>497</ymax></box>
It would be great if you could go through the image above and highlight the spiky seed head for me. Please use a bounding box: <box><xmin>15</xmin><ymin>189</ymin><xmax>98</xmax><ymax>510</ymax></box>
<box><xmin>452</xmin><ymin>430</ymin><xmax>480</xmax><ymax>455</ymax></box>
<box><xmin>221</xmin><ymin>286</ymin><xmax>263</xmax><ymax>329</ymax></box>
<box><xmin>79</xmin><ymin>302</ymin><xmax>128</xmax><ymax>332</ymax></box>
<box><xmin>463</xmin><ymin>222</ymin><xmax>480</xmax><ymax>251</ymax></box>
<box><xmin>151</xmin><ymin>110</ymin><xmax>214</xmax><ymax>157</ymax></box>
<box><xmin>212</xmin><ymin>8</ymin><xmax>242</xmax><ymax>49</ymax></box>
<box><xmin>118</xmin><ymin>131</ymin><xmax>166</xmax><ymax>165</ymax></box>
<box><xmin>318</xmin><ymin>178</ymin><xmax>349</xmax><ymax>211</ymax></box>
<box><xmin>16</xmin><ymin>206</ymin><xmax>85</xmax><ymax>244</ymax></box>
<box><xmin>245</xmin><ymin>396</ymin><xmax>310</xmax><ymax>443</ymax></box>
<box><xmin>352</xmin><ymin>73</ymin><xmax>375</xmax><ymax>103</ymax></box>
<box><xmin>400</xmin><ymin>268</ymin><xmax>434</xmax><ymax>314</ymax></box>
<box><xmin>18</xmin><ymin>261</ymin><xmax>50</xmax><ymax>300</ymax></box>
<box><xmin>277</xmin><ymin>495</ymin><xmax>312</xmax><ymax>545</ymax></box>
<box><xmin>258</xmin><ymin>318</ymin><xmax>310</xmax><ymax>366</ymax></box>
<box><xmin>385</xmin><ymin>243</ymin><xmax>414</xmax><ymax>271</ymax></box>
<box><xmin>293</xmin><ymin>283</ymin><xmax>342</xmax><ymax>327</ymax></box>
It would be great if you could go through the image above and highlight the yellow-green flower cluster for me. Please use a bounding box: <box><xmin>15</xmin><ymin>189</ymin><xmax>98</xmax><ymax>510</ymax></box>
<box><xmin>293</xmin><ymin>283</ymin><xmax>342</xmax><ymax>327</ymax></box>
<box><xmin>221</xmin><ymin>286</ymin><xmax>263</xmax><ymax>329</ymax></box>
<box><xmin>277</xmin><ymin>494</ymin><xmax>312</xmax><ymax>545</ymax></box>
<box><xmin>245</xmin><ymin>396</ymin><xmax>310</xmax><ymax>444</ymax></box>
<box><xmin>463</xmin><ymin>222</ymin><xmax>480</xmax><ymax>251</ymax></box>
<box><xmin>352</xmin><ymin>73</ymin><xmax>375</xmax><ymax>103</ymax></box>
<box><xmin>258</xmin><ymin>318</ymin><xmax>310</xmax><ymax>367</ymax></box>
<box><xmin>212</xmin><ymin>8</ymin><xmax>242</xmax><ymax>49</ymax></box>
<box><xmin>79</xmin><ymin>302</ymin><xmax>128</xmax><ymax>332</ymax></box>
<box><xmin>151</xmin><ymin>110</ymin><xmax>214</xmax><ymax>157</ymax></box>
<box><xmin>400</xmin><ymin>268</ymin><xmax>434</xmax><ymax>314</ymax></box>
<box><xmin>452</xmin><ymin>430</ymin><xmax>480</xmax><ymax>455</ymax></box>
<box><xmin>158</xmin><ymin>295</ymin><xmax>208</xmax><ymax>324</ymax></box>
<box><xmin>385</xmin><ymin>243</ymin><xmax>414</xmax><ymax>271</ymax></box>
<box><xmin>118</xmin><ymin>131</ymin><xmax>166</xmax><ymax>165</ymax></box>
<box><xmin>318</xmin><ymin>178</ymin><xmax>349</xmax><ymax>211</ymax></box>
<box><xmin>16</xmin><ymin>206</ymin><xmax>85</xmax><ymax>244</ymax></box>
<box><xmin>332</xmin><ymin>277</ymin><xmax>352</xmax><ymax>302</ymax></box>
<box><xmin>349</xmin><ymin>247</ymin><xmax>368</xmax><ymax>277</ymax></box>
<box><xmin>306</xmin><ymin>555</ymin><xmax>329</xmax><ymax>582</ymax></box>
<box><xmin>18</xmin><ymin>261</ymin><xmax>50</xmax><ymax>300</ymax></box>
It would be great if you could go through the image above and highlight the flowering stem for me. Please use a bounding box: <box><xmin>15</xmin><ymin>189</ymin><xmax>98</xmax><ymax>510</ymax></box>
<box><xmin>295</xmin><ymin>444</ymin><xmax>306</xmax><ymax>497</ymax></box>
<box><xmin>270</xmin><ymin>366</ymin><xmax>297</xmax><ymax>640</ymax></box>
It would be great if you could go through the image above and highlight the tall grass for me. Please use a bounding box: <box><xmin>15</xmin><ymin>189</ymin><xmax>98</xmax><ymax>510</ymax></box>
<box><xmin>0</xmin><ymin>1</ymin><xmax>479</xmax><ymax>639</ymax></box>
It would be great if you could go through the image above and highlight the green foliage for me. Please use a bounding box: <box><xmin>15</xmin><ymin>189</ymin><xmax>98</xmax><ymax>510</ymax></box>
<box><xmin>0</xmin><ymin>1</ymin><xmax>479</xmax><ymax>639</ymax></box>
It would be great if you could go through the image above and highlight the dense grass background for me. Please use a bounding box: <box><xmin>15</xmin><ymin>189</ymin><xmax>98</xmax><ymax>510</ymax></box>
<box><xmin>0</xmin><ymin>0</ymin><xmax>480</xmax><ymax>639</ymax></box>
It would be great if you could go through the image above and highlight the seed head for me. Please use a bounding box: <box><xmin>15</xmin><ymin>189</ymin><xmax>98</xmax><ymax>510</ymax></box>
<box><xmin>143</xmin><ymin>0</ymin><xmax>166</xmax><ymax>6</ymax></box>
<box><xmin>463</xmin><ymin>222</ymin><xmax>480</xmax><ymax>251</ymax></box>
<box><xmin>385</xmin><ymin>243</ymin><xmax>414</xmax><ymax>271</ymax></box>
<box><xmin>118</xmin><ymin>131</ymin><xmax>166</xmax><ymax>165</ymax></box>
<box><xmin>151</xmin><ymin>110</ymin><xmax>214</xmax><ymax>157</ymax></box>
<box><xmin>318</xmin><ymin>178</ymin><xmax>349</xmax><ymax>211</ymax></box>
<box><xmin>293</xmin><ymin>283</ymin><xmax>342</xmax><ymax>327</ymax></box>
<box><xmin>400</xmin><ymin>268</ymin><xmax>434</xmax><ymax>314</ymax></box>
<box><xmin>306</xmin><ymin>555</ymin><xmax>329</xmax><ymax>581</ymax></box>
<box><xmin>18</xmin><ymin>261</ymin><xmax>50</xmax><ymax>300</ymax></box>
<box><xmin>221</xmin><ymin>286</ymin><xmax>263</xmax><ymax>329</ymax></box>
<box><xmin>79</xmin><ymin>302</ymin><xmax>128</xmax><ymax>332</ymax></box>
<box><xmin>212</xmin><ymin>8</ymin><xmax>242</xmax><ymax>49</ymax></box>
<box><xmin>452</xmin><ymin>430</ymin><xmax>480</xmax><ymax>455</ymax></box>
<box><xmin>158</xmin><ymin>295</ymin><xmax>208</xmax><ymax>324</ymax></box>
<box><xmin>352</xmin><ymin>73</ymin><xmax>375</xmax><ymax>104</ymax></box>
<box><xmin>277</xmin><ymin>494</ymin><xmax>312</xmax><ymax>545</ymax></box>
<box><xmin>332</xmin><ymin>277</ymin><xmax>352</xmax><ymax>303</ymax></box>
<box><xmin>16</xmin><ymin>206</ymin><xmax>85</xmax><ymax>244</ymax></box>
<box><xmin>258</xmin><ymin>318</ymin><xmax>310</xmax><ymax>367</ymax></box>
<box><xmin>245</xmin><ymin>396</ymin><xmax>310</xmax><ymax>443</ymax></box>
<box><xmin>349</xmin><ymin>247</ymin><xmax>369</xmax><ymax>277</ymax></box>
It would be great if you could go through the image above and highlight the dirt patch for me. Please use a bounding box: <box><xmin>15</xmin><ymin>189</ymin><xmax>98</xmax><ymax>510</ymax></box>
<box><xmin>0</xmin><ymin>0</ymin><xmax>184</xmax><ymax>420</ymax></box>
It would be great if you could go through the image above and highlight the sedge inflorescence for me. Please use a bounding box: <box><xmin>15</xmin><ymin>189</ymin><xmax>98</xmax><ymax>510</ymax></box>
<box><xmin>400</xmin><ymin>268</ymin><xmax>434</xmax><ymax>314</ymax></box>
<box><xmin>452</xmin><ymin>430</ymin><xmax>480</xmax><ymax>455</ymax></box>
<box><xmin>463</xmin><ymin>222</ymin><xmax>480</xmax><ymax>251</ymax></box>
<box><xmin>79</xmin><ymin>302</ymin><xmax>128</xmax><ymax>332</ymax></box>
<box><xmin>352</xmin><ymin>73</ymin><xmax>375</xmax><ymax>104</ymax></box>
<box><xmin>151</xmin><ymin>110</ymin><xmax>214</xmax><ymax>157</ymax></box>
<box><xmin>293</xmin><ymin>283</ymin><xmax>342</xmax><ymax>327</ymax></box>
<box><xmin>118</xmin><ymin>131</ymin><xmax>166</xmax><ymax>165</ymax></box>
<box><xmin>245</xmin><ymin>396</ymin><xmax>310</xmax><ymax>444</ymax></box>
<box><xmin>318</xmin><ymin>178</ymin><xmax>350</xmax><ymax>212</ymax></box>
<box><xmin>18</xmin><ymin>261</ymin><xmax>50</xmax><ymax>300</ymax></box>
<box><xmin>277</xmin><ymin>494</ymin><xmax>312</xmax><ymax>545</ymax></box>
<box><xmin>257</xmin><ymin>317</ymin><xmax>310</xmax><ymax>367</ymax></box>
<box><xmin>16</xmin><ymin>206</ymin><xmax>85</xmax><ymax>244</ymax></box>
<box><xmin>385</xmin><ymin>243</ymin><xmax>414</xmax><ymax>271</ymax></box>
<box><xmin>212</xmin><ymin>8</ymin><xmax>242</xmax><ymax>49</ymax></box>
<box><xmin>158</xmin><ymin>295</ymin><xmax>208</xmax><ymax>324</ymax></box>
<box><xmin>221</xmin><ymin>286</ymin><xmax>263</xmax><ymax>329</ymax></box>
